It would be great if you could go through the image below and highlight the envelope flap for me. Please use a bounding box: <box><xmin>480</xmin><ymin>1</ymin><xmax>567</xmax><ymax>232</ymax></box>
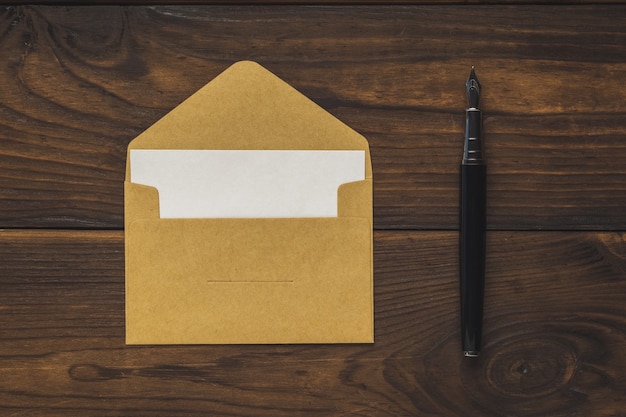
<box><xmin>126</xmin><ymin>61</ymin><xmax>371</xmax><ymax>180</ymax></box>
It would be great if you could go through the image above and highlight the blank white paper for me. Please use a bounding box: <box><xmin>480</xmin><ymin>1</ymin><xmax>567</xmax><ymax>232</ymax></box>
<box><xmin>130</xmin><ymin>150</ymin><xmax>365</xmax><ymax>218</ymax></box>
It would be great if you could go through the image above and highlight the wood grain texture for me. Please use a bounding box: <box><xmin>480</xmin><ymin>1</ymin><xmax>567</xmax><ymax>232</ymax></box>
<box><xmin>7</xmin><ymin>0</ymin><xmax>626</xmax><ymax>5</ymax></box>
<box><xmin>1</xmin><ymin>5</ymin><xmax>625</xmax><ymax>230</ymax></box>
<box><xmin>2</xmin><ymin>4</ymin><xmax>626</xmax><ymax>416</ymax></box>
<box><xmin>1</xmin><ymin>230</ymin><xmax>625</xmax><ymax>415</ymax></box>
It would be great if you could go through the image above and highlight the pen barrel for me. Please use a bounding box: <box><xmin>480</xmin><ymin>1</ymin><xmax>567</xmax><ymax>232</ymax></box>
<box><xmin>460</xmin><ymin>163</ymin><xmax>486</xmax><ymax>356</ymax></box>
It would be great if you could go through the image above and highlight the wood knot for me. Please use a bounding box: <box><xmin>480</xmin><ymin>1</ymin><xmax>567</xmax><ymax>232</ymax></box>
<box><xmin>485</xmin><ymin>339</ymin><xmax>577</xmax><ymax>398</ymax></box>
<box><xmin>516</xmin><ymin>362</ymin><xmax>531</xmax><ymax>375</ymax></box>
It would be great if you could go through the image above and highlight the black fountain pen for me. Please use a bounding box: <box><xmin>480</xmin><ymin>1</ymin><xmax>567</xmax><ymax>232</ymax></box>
<box><xmin>460</xmin><ymin>67</ymin><xmax>486</xmax><ymax>357</ymax></box>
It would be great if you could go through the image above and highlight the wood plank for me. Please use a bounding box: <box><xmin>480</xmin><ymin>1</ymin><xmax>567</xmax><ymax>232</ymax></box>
<box><xmin>1</xmin><ymin>229</ymin><xmax>625</xmax><ymax>415</ymax></box>
<box><xmin>7</xmin><ymin>0</ymin><xmax>626</xmax><ymax>5</ymax></box>
<box><xmin>1</xmin><ymin>5</ymin><xmax>625</xmax><ymax>230</ymax></box>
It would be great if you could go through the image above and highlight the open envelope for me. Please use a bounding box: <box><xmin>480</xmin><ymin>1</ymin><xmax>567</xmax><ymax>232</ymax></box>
<box><xmin>125</xmin><ymin>61</ymin><xmax>373</xmax><ymax>344</ymax></box>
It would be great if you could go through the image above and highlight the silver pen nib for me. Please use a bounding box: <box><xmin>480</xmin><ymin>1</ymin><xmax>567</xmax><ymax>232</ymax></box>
<box><xmin>466</xmin><ymin>66</ymin><xmax>481</xmax><ymax>109</ymax></box>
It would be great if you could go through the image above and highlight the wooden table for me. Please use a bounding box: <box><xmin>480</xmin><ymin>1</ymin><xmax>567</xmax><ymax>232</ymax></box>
<box><xmin>1</xmin><ymin>3</ymin><xmax>625</xmax><ymax>415</ymax></box>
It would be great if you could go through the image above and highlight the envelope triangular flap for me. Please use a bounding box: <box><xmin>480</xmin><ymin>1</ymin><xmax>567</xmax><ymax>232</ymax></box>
<box><xmin>126</xmin><ymin>61</ymin><xmax>371</xmax><ymax>178</ymax></box>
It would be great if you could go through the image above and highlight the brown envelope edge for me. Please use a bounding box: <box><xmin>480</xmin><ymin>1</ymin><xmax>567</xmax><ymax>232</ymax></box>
<box><xmin>125</xmin><ymin>61</ymin><xmax>374</xmax><ymax>344</ymax></box>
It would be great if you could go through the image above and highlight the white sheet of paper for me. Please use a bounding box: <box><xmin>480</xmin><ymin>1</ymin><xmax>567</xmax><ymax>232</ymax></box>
<box><xmin>130</xmin><ymin>150</ymin><xmax>365</xmax><ymax>218</ymax></box>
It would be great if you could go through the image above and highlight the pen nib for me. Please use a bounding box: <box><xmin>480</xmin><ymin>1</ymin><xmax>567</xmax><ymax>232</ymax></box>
<box><xmin>466</xmin><ymin>67</ymin><xmax>481</xmax><ymax>109</ymax></box>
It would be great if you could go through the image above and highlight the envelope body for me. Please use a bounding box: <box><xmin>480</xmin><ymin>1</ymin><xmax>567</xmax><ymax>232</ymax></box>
<box><xmin>124</xmin><ymin>61</ymin><xmax>373</xmax><ymax>344</ymax></box>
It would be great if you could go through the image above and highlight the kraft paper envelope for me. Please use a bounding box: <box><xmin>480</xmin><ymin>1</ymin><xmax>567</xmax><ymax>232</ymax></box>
<box><xmin>125</xmin><ymin>61</ymin><xmax>373</xmax><ymax>344</ymax></box>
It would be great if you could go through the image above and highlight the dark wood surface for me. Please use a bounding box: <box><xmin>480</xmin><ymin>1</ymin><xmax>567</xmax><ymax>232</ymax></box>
<box><xmin>1</xmin><ymin>4</ymin><xmax>625</xmax><ymax>416</ymax></box>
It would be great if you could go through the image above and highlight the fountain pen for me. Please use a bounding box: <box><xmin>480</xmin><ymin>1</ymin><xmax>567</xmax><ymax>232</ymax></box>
<box><xmin>460</xmin><ymin>67</ymin><xmax>486</xmax><ymax>357</ymax></box>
